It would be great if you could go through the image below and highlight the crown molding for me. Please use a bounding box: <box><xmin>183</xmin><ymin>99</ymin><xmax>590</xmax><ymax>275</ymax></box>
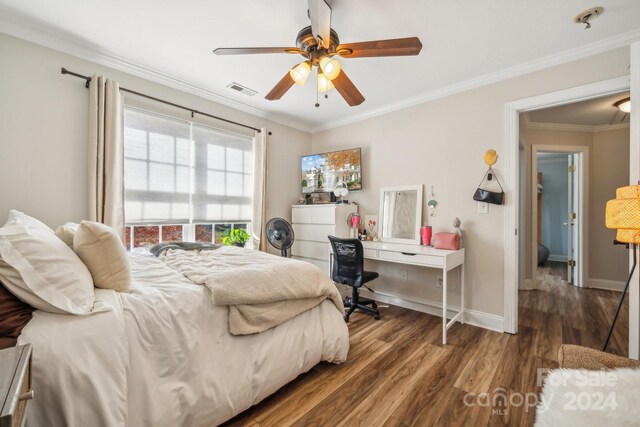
<box><xmin>0</xmin><ymin>14</ymin><xmax>313</xmax><ymax>134</ymax></box>
<box><xmin>2</xmin><ymin>8</ymin><xmax>639</xmax><ymax>136</ymax></box>
<box><xmin>311</xmin><ymin>28</ymin><xmax>640</xmax><ymax>134</ymax></box>
<box><xmin>524</xmin><ymin>121</ymin><xmax>630</xmax><ymax>133</ymax></box>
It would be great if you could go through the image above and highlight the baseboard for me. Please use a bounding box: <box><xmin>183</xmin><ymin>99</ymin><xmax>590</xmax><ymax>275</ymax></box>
<box><xmin>356</xmin><ymin>288</ymin><xmax>504</xmax><ymax>333</ymax></box>
<box><xmin>548</xmin><ymin>254</ymin><xmax>568</xmax><ymax>262</ymax></box>
<box><xmin>586</xmin><ymin>278</ymin><xmax>626</xmax><ymax>292</ymax></box>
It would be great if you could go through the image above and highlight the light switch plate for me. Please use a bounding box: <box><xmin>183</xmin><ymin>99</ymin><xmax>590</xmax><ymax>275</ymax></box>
<box><xmin>478</xmin><ymin>202</ymin><xmax>489</xmax><ymax>214</ymax></box>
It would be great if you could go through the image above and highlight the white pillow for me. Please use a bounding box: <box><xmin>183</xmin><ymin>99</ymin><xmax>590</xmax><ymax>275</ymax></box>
<box><xmin>0</xmin><ymin>220</ymin><xmax>95</xmax><ymax>314</ymax></box>
<box><xmin>73</xmin><ymin>221</ymin><xmax>131</xmax><ymax>293</ymax></box>
<box><xmin>55</xmin><ymin>222</ymin><xmax>80</xmax><ymax>248</ymax></box>
<box><xmin>6</xmin><ymin>209</ymin><xmax>54</xmax><ymax>234</ymax></box>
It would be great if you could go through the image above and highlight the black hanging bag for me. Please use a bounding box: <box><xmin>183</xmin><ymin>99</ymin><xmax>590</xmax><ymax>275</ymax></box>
<box><xmin>472</xmin><ymin>166</ymin><xmax>505</xmax><ymax>205</ymax></box>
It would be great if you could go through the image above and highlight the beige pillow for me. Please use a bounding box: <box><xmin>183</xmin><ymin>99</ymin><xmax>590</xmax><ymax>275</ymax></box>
<box><xmin>55</xmin><ymin>222</ymin><xmax>80</xmax><ymax>248</ymax></box>
<box><xmin>0</xmin><ymin>220</ymin><xmax>95</xmax><ymax>314</ymax></box>
<box><xmin>74</xmin><ymin>221</ymin><xmax>131</xmax><ymax>293</ymax></box>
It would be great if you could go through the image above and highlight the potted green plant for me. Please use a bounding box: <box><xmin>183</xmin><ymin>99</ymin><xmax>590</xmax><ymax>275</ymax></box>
<box><xmin>222</xmin><ymin>228</ymin><xmax>250</xmax><ymax>247</ymax></box>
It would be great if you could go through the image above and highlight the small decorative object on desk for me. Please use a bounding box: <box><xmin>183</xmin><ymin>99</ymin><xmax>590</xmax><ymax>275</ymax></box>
<box><xmin>427</xmin><ymin>186</ymin><xmax>438</xmax><ymax>217</ymax></box>
<box><xmin>367</xmin><ymin>217</ymin><xmax>377</xmax><ymax>241</ymax></box>
<box><xmin>346</xmin><ymin>212</ymin><xmax>361</xmax><ymax>239</ymax></box>
<box><xmin>453</xmin><ymin>217</ymin><xmax>463</xmax><ymax>247</ymax></box>
<box><xmin>420</xmin><ymin>225</ymin><xmax>432</xmax><ymax>246</ymax></box>
<box><xmin>433</xmin><ymin>232</ymin><xmax>461</xmax><ymax>250</ymax></box>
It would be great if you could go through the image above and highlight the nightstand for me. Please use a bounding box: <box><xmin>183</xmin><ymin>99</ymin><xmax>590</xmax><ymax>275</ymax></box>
<box><xmin>0</xmin><ymin>344</ymin><xmax>33</xmax><ymax>427</ymax></box>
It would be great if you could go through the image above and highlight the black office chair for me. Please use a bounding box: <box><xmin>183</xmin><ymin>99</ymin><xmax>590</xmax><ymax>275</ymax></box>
<box><xmin>328</xmin><ymin>236</ymin><xmax>380</xmax><ymax>322</ymax></box>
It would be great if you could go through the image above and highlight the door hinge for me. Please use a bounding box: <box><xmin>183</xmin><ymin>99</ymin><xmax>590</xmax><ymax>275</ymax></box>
<box><xmin>568</xmin><ymin>212</ymin><xmax>576</xmax><ymax>220</ymax></box>
<box><xmin>568</xmin><ymin>259</ymin><xmax>576</xmax><ymax>267</ymax></box>
<box><xmin>515</xmin><ymin>228</ymin><xmax>518</xmax><ymax>236</ymax></box>
<box><xmin>568</xmin><ymin>165</ymin><xmax>576</xmax><ymax>173</ymax></box>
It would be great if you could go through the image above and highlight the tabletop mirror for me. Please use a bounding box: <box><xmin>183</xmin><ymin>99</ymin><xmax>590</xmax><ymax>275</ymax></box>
<box><xmin>379</xmin><ymin>185</ymin><xmax>423</xmax><ymax>244</ymax></box>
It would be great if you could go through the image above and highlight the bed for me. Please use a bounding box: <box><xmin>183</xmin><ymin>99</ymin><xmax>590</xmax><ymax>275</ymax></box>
<box><xmin>16</xmin><ymin>252</ymin><xmax>349</xmax><ymax>426</ymax></box>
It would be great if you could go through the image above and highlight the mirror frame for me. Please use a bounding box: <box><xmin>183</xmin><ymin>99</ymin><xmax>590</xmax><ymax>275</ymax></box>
<box><xmin>378</xmin><ymin>185</ymin><xmax>423</xmax><ymax>245</ymax></box>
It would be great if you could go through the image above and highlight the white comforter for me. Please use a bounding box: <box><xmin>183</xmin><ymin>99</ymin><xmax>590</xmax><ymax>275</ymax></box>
<box><xmin>19</xmin><ymin>253</ymin><xmax>349</xmax><ymax>427</ymax></box>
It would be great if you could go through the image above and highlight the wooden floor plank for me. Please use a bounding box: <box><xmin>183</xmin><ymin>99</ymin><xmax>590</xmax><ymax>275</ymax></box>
<box><xmin>336</xmin><ymin>343</ymin><xmax>446</xmax><ymax>427</ymax></box>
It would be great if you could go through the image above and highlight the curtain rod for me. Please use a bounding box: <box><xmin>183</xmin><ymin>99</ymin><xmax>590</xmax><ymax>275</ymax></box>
<box><xmin>61</xmin><ymin>67</ymin><xmax>264</xmax><ymax>134</ymax></box>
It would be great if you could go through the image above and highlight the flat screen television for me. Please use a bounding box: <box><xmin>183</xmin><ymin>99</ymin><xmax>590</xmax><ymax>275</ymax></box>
<box><xmin>301</xmin><ymin>147</ymin><xmax>362</xmax><ymax>194</ymax></box>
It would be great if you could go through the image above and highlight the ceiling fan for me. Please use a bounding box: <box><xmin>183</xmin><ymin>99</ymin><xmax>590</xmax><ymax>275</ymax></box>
<box><xmin>213</xmin><ymin>0</ymin><xmax>423</xmax><ymax>107</ymax></box>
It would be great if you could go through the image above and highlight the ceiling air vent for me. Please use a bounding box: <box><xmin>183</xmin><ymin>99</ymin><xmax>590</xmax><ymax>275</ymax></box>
<box><xmin>227</xmin><ymin>82</ymin><xmax>257</xmax><ymax>97</ymax></box>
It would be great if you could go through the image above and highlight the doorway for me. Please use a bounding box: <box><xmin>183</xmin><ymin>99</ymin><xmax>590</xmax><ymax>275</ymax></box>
<box><xmin>514</xmin><ymin>90</ymin><xmax>631</xmax><ymax>357</ymax></box>
<box><xmin>531</xmin><ymin>147</ymin><xmax>587</xmax><ymax>289</ymax></box>
<box><xmin>504</xmin><ymin>76</ymin><xmax>632</xmax><ymax>336</ymax></box>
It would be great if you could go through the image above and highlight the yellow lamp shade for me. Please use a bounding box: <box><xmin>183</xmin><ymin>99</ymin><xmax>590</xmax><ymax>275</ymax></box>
<box><xmin>606</xmin><ymin>185</ymin><xmax>640</xmax><ymax>244</ymax></box>
<box><xmin>319</xmin><ymin>57</ymin><xmax>341</xmax><ymax>80</ymax></box>
<box><xmin>290</xmin><ymin>61</ymin><xmax>311</xmax><ymax>86</ymax></box>
<box><xmin>317</xmin><ymin>72</ymin><xmax>335</xmax><ymax>93</ymax></box>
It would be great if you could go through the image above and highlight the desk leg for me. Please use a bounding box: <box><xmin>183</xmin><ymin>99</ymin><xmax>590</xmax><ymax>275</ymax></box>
<box><xmin>442</xmin><ymin>268</ymin><xmax>448</xmax><ymax>345</ymax></box>
<box><xmin>461</xmin><ymin>263</ymin><xmax>465</xmax><ymax>324</ymax></box>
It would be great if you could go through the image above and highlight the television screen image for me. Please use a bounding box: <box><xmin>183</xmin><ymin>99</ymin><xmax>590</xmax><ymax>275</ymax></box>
<box><xmin>301</xmin><ymin>148</ymin><xmax>362</xmax><ymax>194</ymax></box>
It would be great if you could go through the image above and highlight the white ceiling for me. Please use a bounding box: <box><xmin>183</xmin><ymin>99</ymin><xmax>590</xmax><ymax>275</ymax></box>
<box><xmin>527</xmin><ymin>91</ymin><xmax>631</xmax><ymax>126</ymax></box>
<box><xmin>1</xmin><ymin>0</ymin><xmax>640</xmax><ymax>132</ymax></box>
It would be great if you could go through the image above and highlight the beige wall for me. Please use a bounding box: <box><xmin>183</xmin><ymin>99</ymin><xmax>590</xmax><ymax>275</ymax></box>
<box><xmin>0</xmin><ymin>34</ymin><xmax>312</xmax><ymax>245</ymax></box>
<box><xmin>520</xmin><ymin>125</ymin><xmax>630</xmax><ymax>286</ymax></box>
<box><xmin>312</xmin><ymin>47</ymin><xmax>630</xmax><ymax>317</ymax></box>
<box><xmin>591</xmin><ymin>127</ymin><xmax>630</xmax><ymax>282</ymax></box>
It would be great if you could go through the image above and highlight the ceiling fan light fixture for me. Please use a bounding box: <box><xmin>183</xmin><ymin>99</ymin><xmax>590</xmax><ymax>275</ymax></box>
<box><xmin>615</xmin><ymin>97</ymin><xmax>631</xmax><ymax>113</ymax></box>
<box><xmin>317</xmin><ymin>72</ymin><xmax>335</xmax><ymax>93</ymax></box>
<box><xmin>290</xmin><ymin>61</ymin><xmax>311</xmax><ymax>86</ymax></box>
<box><xmin>319</xmin><ymin>56</ymin><xmax>341</xmax><ymax>80</ymax></box>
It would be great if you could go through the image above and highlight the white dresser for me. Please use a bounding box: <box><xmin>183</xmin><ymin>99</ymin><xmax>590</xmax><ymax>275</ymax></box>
<box><xmin>291</xmin><ymin>203</ymin><xmax>357</xmax><ymax>274</ymax></box>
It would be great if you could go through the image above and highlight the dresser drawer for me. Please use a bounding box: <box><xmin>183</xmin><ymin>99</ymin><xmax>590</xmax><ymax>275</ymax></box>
<box><xmin>378</xmin><ymin>250</ymin><xmax>443</xmax><ymax>267</ymax></box>
<box><xmin>310</xmin><ymin>206</ymin><xmax>336</xmax><ymax>224</ymax></box>
<box><xmin>291</xmin><ymin>207</ymin><xmax>312</xmax><ymax>224</ymax></box>
<box><xmin>292</xmin><ymin>240</ymin><xmax>330</xmax><ymax>261</ymax></box>
<box><xmin>363</xmin><ymin>248</ymin><xmax>378</xmax><ymax>259</ymax></box>
<box><xmin>293</xmin><ymin>224</ymin><xmax>335</xmax><ymax>243</ymax></box>
<box><xmin>292</xmin><ymin>206</ymin><xmax>336</xmax><ymax>225</ymax></box>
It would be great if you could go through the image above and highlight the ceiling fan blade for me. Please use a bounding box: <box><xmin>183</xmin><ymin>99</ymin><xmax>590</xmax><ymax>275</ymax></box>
<box><xmin>308</xmin><ymin>0</ymin><xmax>332</xmax><ymax>49</ymax></box>
<box><xmin>265</xmin><ymin>72</ymin><xmax>296</xmax><ymax>101</ymax></box>
<box><xmin>332</xmin><ymin>70</ymin><xmax>365</xmax><ymax>107</ymax></box>
<box><xmin>337</xmin><ymin>37</ymin><xmax>422</xmax><ymax>58</ymax></box>
<box><xmin>213</xmin><ymin>47</ymin><xmax>300</xmax><ymax>55</ymax></box>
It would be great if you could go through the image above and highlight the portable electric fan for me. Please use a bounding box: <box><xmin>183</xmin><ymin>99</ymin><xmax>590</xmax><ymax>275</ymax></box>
<box><xmin>346</xmin><ymin>212</ymin><xmax>361</xmax><ymax>239</ymax></box>
<box><xmin>265</xmin><ymin>217</ymin><xmax>295</xmax><ymax>257</ymax></box>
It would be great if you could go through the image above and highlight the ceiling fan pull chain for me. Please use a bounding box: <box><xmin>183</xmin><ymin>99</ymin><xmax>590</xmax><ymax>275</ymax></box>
<box><xmin>315</xmin><ymin>77</ymin><xmax>320</xmax><ymax>108</ymax></box>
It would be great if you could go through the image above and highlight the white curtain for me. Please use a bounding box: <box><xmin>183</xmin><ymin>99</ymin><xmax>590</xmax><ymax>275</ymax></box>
<box><xmin>252</xmin><ymin>128</ymin><xmax>268</xmax><ymax>251</ymax></box>
<box><xmin>88</xmin><ymin>75</ymin><xmax>125</xmax><ymax>240</ymax></box>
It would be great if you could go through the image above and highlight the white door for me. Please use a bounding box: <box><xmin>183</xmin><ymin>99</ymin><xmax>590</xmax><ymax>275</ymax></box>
<box><xmin>566</xmin><ymin>155</ymin><xmax>574</xmax><ymax>283</ymax></box>
<box><xmin>566</xmin><ymin>154</ymin><xmax>581</xmax><ymax>286</ymax></box>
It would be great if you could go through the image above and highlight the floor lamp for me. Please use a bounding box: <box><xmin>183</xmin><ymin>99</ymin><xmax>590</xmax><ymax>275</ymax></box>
<box><xmin>603</xmin><ymin>185</ymin><xmax>640</xmax><ymax>352</ymax></box>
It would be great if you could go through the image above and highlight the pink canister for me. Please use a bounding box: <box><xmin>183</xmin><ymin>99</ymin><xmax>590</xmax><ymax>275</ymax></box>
<box><xmin>420</xmin><ymin>226</ymin><xmax>432</xmax><ymax>246</ymax></box>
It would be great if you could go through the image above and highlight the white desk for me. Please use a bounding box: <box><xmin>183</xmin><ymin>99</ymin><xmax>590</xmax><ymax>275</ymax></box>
<box><xmin>330</xmin><ymin>240</ymin><xmax>465</xmax><ymax>345</ymax></box>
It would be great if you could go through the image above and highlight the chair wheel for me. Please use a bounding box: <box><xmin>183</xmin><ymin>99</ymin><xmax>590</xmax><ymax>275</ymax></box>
<box><xmin>374</xmin><ymin>314</ymin><xmax>380</xmax><ymax>320</ymax></box>
<box><xmin>343</xmin><ymin>314</ymin><xmax>350</xmax><ymax>322</ymax></box>
<box><xmin>372</xmin><ymin>302</ymin><xmax>377</xmax><ymax>309</ymax></box>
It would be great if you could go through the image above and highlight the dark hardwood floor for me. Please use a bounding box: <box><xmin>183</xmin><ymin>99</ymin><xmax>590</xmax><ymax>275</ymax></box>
<box><xmin>224</xmin><ymin>265</ymin><xmax>629</xmax><ymax>426</ymax></box>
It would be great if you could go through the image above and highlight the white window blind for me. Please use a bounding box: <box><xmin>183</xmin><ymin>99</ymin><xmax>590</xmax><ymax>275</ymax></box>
<box><xmin>124</xmin><ymin>108</ymin><xmax>253</xmax><ymax>225</ymax></box>
<box><xmin>192</xmin><ymin>125</ymin><xmax>253</xmax><ymax>223</ymax></box>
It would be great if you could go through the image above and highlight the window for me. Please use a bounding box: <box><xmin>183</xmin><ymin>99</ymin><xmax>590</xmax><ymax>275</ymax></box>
<box><xmin>124</xmin><ymin>108</ymin><xmax>253</xmax><ymax>249</ymax></box>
